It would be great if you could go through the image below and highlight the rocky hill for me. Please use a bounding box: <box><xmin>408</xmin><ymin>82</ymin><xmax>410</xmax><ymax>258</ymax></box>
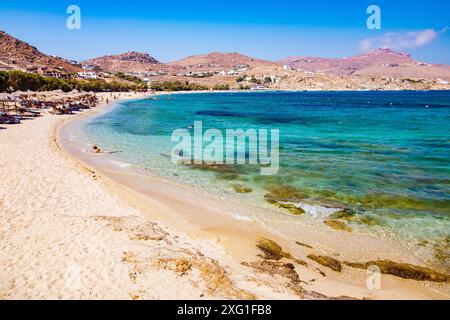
<box><xmin>82</xmin><ymin>51</ymin><xmax>163</xmax><ymax>73</ymax></box>
<box><xmin>169</xmin><ymin>52</ymin><xmax>278</xmax><ymax>72</ymax></box>
<box><xmin>0</xmin><ymin>30</ymin><xmax>81</xmax><ymax>73</ymax></box>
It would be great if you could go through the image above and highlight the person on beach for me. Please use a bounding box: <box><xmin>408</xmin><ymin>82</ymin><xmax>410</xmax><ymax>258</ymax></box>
<box><xmin>92</xmin><ymin>145</ymin><xmax>102</xmax><ymax>154</ymax></box>
<box><xmin>92</xmin><ymin>145</ymin><xmax>121</xmax><ymax>155</ymax></box>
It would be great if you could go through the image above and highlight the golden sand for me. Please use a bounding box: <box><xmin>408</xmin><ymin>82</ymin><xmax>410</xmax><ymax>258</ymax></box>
<box><xmin>0</xmin><ymin>91</ymin><xmax>448</xmax><ymax>300</ymax></box>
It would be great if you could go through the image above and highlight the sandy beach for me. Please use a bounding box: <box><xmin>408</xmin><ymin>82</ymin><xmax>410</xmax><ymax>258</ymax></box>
<box><xmin>0</xmin><ymin>92</ymin><xmax>449</xmax><ymax>300</ymax></box>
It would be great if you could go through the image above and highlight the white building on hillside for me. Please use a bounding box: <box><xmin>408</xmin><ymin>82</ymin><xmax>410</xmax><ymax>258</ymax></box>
<box><xmin>77</xmin><ymin>71</ymin><xmax>98</xmax><ymax>79</ymax></box>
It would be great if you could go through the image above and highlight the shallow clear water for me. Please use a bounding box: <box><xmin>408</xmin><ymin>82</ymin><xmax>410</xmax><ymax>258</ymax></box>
<box><xmin>84</xmin><ymin>91</ymin><xmax>450</xmax><ymax>247</ymax></box>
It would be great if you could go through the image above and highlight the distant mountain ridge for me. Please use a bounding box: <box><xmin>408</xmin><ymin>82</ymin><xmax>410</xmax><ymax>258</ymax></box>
<box><xmin>0</xmin><ymin>30</ymin><xmax>449</xmax><ymax>90</ymax></box>
<box><xmin>279</xmin><ymin>48</ymin><xmax>450</xmax><ymax>80</ymax></box>
<box><xmin>84</xmin><ymin>48</ymin><xmax>450</xmax><ymax>81</ymax></box>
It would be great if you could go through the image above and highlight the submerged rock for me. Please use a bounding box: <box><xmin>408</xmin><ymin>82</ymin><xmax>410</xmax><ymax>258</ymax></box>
<box><xmin>218</xmin><ymin>173</ymin><xmax>240</xmax><ymax>180</ymax></box>
<box><xmin>343</xmin><ymin>260</ymin><xmax>449</xmax><ymax>282</ymax></box>
<box><xmin>185</xmin><ymin>163</ymin><xmax>253</xmax><ymax>181</ymax></box>
<box><xmin>264</xmin><ymin>185</ymin><xmax>305</xmax><ymax>203</ymax></box>
<box><xmin>313</xmin><ymin>199</ymin><xmax>350</xmax><ymax>211</ymax></box>
<box><xmin>232</xmin><ymin>184</ymin><xmax>253</xmax><ymax>193</ymax></box>
<box><xmin>189</xmin><ymin>163</ymin><xmax>239</xmax><ymax>173</ymax></box>
<box><xmin>330</xmin><ymin>210</ymin><xmax>379</xmax><ymax>227</ymax></box>
<box><xmin>307</xmin><ymin>255</ymin><xmax>342</xmax><ymax>272</ymax></box>
<box><xmin>358</xmin><ymin>216</ymin><xmax>379</xmax><ymax>227</ymax></box>
<box><xmin>330</xmin><ymin>209</ymin><xmax>356</xmax><ymax>220</ymax></box>
<box><xmin>264</xmin><ymin>185</ymin><xmax>306</xmax><ymax>215</ymax></box>
<box><xmin>324</xmin><ymin>219</ymin><xmax>353</xmax><ymax>232</ymax></box>
<box><xmin>256</xmin><ymin>238</ymin><xmax>292</xmax><ymax>260</ymax></box>
<box><xmin>273</xmin><ymin>202</ymin><xmax>305</xmax><ymax>215</ymax></box>
<box><xmin>349</xmin><ymin>193</ymin><xmax>449</xmax><ymax>214</ymax></box>
<box><xmin>418</xmin><ymin>239</ymin><xmax>429</xmax><ymax>247</ymax></box>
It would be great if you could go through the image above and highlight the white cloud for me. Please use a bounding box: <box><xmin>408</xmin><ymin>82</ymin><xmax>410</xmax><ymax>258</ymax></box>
<box><xmin>359</xmin><ymin>28</ymin><xmax>448</xmax><ymax>52</ymax></box>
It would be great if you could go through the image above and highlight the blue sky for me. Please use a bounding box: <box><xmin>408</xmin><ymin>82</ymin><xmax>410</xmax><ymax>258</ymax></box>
<box><xmin>1</xmin><ymin>0</ymin><xmax>449</xmax><ymax>63</ymax></box>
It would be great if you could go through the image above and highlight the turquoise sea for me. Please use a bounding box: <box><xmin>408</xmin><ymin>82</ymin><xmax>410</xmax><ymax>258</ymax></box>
<box><xmin>84</xmin><ymin>91</ymin><xmax>450</xmax><ymax>253</ymax></box>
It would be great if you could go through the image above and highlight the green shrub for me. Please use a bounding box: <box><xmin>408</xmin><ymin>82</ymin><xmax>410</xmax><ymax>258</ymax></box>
<box><xmin>151</xmin><ymin>81</ymin><xmax>208</xmax><ymax>91</ymax></box>
<box><xmin>115</xmin><ymin>72</ymin><xmax>145</xmax><ymax>85</ymax></box>
<box><xmin>41</xmin><ymin>77</ymin><xmax>73</xmax><ymax>92</ymax></box>
<box><xmin>249</xmin><ymin>76</ymin><xmax>262</xmax><ymax>84</ymax></box>
<box><xmin>0</xmin><ymin>71</ymin><xmax>9</xmax><ymax>92</ymax></box>
<box><xmin>7</xmin><ymin>70</ymin><xmax>44</xmax><ymax>91</ymax></box>
<box><xmin>0</xmin><ymin>70</ymin><xmax>144</xmax><ymax>93</ymax></box>
<box><xmin>213</xmin><ymin>84</ymin><xmax>230</xmax><ymax>91</ymax></box>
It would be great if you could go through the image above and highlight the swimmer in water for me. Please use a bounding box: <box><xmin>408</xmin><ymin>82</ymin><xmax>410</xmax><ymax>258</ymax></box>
<box><xmin>93</xmin><ymin>145</ymin><xmax>102</xmax><ymax>153</ymax></box>
<box><xmin>93</xmin><ymin>145</ymin><xmax>121</xmax><ymax>154</ymax></box>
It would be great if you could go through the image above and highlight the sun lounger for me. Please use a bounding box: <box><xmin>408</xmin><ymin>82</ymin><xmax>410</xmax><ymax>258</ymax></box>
<box><xmin>0</xmin><ymin>113</ymin><xmax>20</xmax><ymax>124</ymax></box>
<box><xmin>49</xmin><ymin>106</ymin><xmax>73</xmax><ymax>115</ymax></box>
<box><xmin>9</xmin><ymin>107</ymin><xmax>41</xmax><ymax>118</ymax></box>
